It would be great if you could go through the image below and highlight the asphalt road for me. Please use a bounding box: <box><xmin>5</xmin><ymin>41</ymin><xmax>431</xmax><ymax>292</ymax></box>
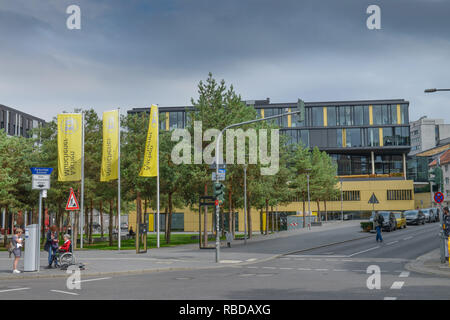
<box><xmin>1</xmin><ymin>222</ymin><xmax>448</xmax><ymax>300</ymax></box>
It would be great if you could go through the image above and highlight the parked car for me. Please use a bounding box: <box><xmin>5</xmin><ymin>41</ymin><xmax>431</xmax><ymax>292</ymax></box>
<box><xmin>421</xmin><ymin>209</ymin><xmax>433</xmax><ymax>223</ymax></box>
<box><xmin>430</xmin><ymin>208</ymin><xmax>439</xmax><ymax>222</ymax></box>
<box><xmin>394</xmin><ymin>212</ymin><xmax>407</xmax><ymax>229</ymax></box>
<box><xmin>370</xmin><ymin>211</ymin><xmax>397</xmax><ymax>232</ymax></box>
<box><xmin>435</xmin><ymin>207</ymin><xmax>441</xmax><ymax>222</ymax></box>
<box><xmin>405</xmin><ymin>210</ymin><xmax>425</xmax><ymax>225</ymax></box>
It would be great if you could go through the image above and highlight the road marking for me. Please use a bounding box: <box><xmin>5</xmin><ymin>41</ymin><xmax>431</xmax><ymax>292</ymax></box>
<box><xmin>246</xmin><ymin>258</ymin><xmax>257</xmax><ymax>262</ymax></box>
<box><xmin>256</xmin><ymin>274</ymin><xmax>274</xmax><ymax>277</ymax></box>
<box><xmin>348</xmin><ymin>246</ymin><xmax>380</xmax><ymax>257</ymax></box>
<box><xmin>390</xmin><ymin>281</ymin><xmax>404</xmax><ymax>290</ymax></box>
<box><xmin>297</xmin><ymin>268</ymin><xmax>312</xmax><ymax>271</ymax></box>
<box><xmin>74</xmin><ymin>277</ymin><xmax>111</xmax><ymax>284</ymax></box>
<box><xmin>247</xmin><ymin>266</ymin><xmax>258</xmax><ymax>269</ymax></box>
<box><xmin>279</xmin><ymin>267</ymin><xmax>293</xmax><ymax>270</ymax></box>
<box><xmin>341</xmin><ymin>259</ymin><xmax>353</xmax><ymax>262</ymax></box>
<box><xmin>262</xmin><ymin>267</ymin><xmax>276</xmax><ymax>269</ymax></box>
<box><xmin>399</xmin><ymin>271</ymin><xmax>410</xmax><ymax>278</ymax></box>
<box><xmin>384</xmin><ymin>297</ymin><xmax>397</xmax><ymax>300</ymax></box>
<box><xmin>0</xmin><ymin>287</ymin><xmax>30</xmax><ymax>293</ymax></box>
<box><xmin>220</xmin><ymin>260</ymin><xmax>242</xmax><ymax>264</ymax></box>
<box><xmin>239</xmin><ymin>274</ymin><xmax>256</xmax><ymax>277</ymax></box>
<box><xmin>50</xmin><ymin>290</ymin><xmax>79</xmax><ymax>296</ymax></box>
<box><xmin>333</xmin><ymin>269</ymin><xmax>348</xmax><ymax>272</ymax></box>
<box><xmin>403</xmin><ymin>236</ymin><xmax>413</xmax><ymax>240</ymax></box>
<box><xmin>386</xmin><ymin>241</ymin><xmax>399</xmax><ymax>245</ymax></box>
<box><xmin>315</xmin><ymin>269</ymin><xmax>328</xmax><ymax>271</ymax></box>
<box><xmin>352</xmin><ymin>270</ymin><xmax>365</xmax><ymax>272</ymax></box>
<box><xmin>310</xmin><ymin>258</ymin><xmax>323</xmax><ymax>261</ymax></box>
<box><xmin>325</xmin><ymin>259</ymin><xmax>338</xmax><ymax>262</ymax></box>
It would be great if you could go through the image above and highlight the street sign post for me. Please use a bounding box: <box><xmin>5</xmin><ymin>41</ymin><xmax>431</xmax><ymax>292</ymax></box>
<box><xmin>29</xmin><ymin>167</ymin><xmax>53</xmax><ymax>272</ymax></box>
<box><xmin>66</xmin><ymin>188</ymin><xmax>80</xmax><ymax>211</ymax></box>
<box><xmin>434</xmin><ymin>192</ymin><xmax>444</xmax><ymax>204</ymax></box>
<box><xmin>212</xmin><ymin>169</ymin><xmax>226</xmax><ymax>181</ymax></box>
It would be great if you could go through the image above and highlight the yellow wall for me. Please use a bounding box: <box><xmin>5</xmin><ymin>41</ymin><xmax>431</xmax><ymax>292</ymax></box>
<box><xmin>414</xmin><ymin>192</ymin><xmax>432</xmax><ymax>209</ymax></box>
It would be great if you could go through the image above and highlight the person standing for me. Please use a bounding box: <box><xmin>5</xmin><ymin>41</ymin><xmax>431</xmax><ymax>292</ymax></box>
<box><xmin>11</xmin><ymin>228</ymin><xmax>24</xmax><ymax>273</ymax></box>
<box><xmin>45</xmin><ymin>225</ymin><xmax>59</xmax><ymax>268</ymax></box>
<box><xmin>443</xmin><ymin>207</ymin><xmax>450</xmax><ymax>261</ymax></box>
<box><xmin>373</xmin><ymin>211</ymin><xmax>384</xmax><ymax>243</ymax></box>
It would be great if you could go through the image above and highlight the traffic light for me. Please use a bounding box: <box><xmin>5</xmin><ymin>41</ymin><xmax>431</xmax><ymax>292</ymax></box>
<box><xmin>429</xmin><ymin>167</ymin><xmax>443</xmax><ymax>185</ymax></box>
<box><xmin>213</xmin><ymin>182</ymin><xmax>225</xmax><ymax>205</ymax></box>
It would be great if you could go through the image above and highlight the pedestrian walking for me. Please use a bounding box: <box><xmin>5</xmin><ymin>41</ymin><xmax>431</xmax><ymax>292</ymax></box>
<box><xmin>373</xmin><ymin>211</ymin><xmax>384</xmax><ymax>243</ymax></box>
<box><xmin>44</xmin><ymin>225</ymin><xmax>59</xmax><ymax>268</ymax></box>
<box><xmin>443</xmin><ymin>207</ymin><xmax>450</xmax><ymax>261</ymax></box>
<box><xmin>11</xmin><ymin>228</ymin><xmax>24</xmax><ymax>274</ymax></box>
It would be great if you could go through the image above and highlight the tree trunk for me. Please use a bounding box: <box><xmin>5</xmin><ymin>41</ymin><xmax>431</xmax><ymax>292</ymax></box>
<box><xmin>166</xmin><ymin>193</ymin><xmax>173</xmax><ymax>244</ymax></box>
<box><xmin>203</xmin><ymin>183</ymin><xmax>208</xmax><ymax>246</ymax></box>
<box><xmin>100</xmin><ymin>200</ymin><xmax>104</xmax><ymax>240</ymax></box>
<box><xmin>247</xmin><ymin>192</ymin><xmax>252</xmax><ymax>239</ymax></box>
<box><xmin>265</xmin><ymin>199</ymin><xmax>269</xmax><ymax>235</ymax></box>
<box><xmin>89</xmin><ymin>198</ymin><xmax>93</xmax><ymax>244</ymax></box>
<box><xmin>316</xmin><ymin>200</ymin><xmax>320</xmax><ymax>222</ymax></box>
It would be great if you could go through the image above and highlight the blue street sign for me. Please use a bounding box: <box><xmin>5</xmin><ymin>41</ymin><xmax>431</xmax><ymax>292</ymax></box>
<box><xmin>434</xmin><ymin>192</ymin><xmax>444</xmax><ymax>204</ymax></box>
<box><xmin>30</xmin><ymin>167</ymin><xmax>53</xmax><ymax>175</ymax></box>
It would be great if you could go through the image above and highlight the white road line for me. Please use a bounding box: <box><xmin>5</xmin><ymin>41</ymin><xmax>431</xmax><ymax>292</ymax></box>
<box><xmin>310</xmin><ymin>258</ymin><xmax>323</xmax><ymax>261</ymax></box>
<box><xmin>348</xmin><ymin>246</ymin><xmax>380</xmax><ymax>257</ymax></box>
<box><xmin>315</xmin><ymin>269</ymin><xmax>329</xmax><ymax>271</ymax></box>
<box><xmin>387</xmin><ymin>241</ymin><xmax>399</xmax><ymax>245</ymax></box>
<box><xmin>247</xmin><ymin>266</ymin><xmax>258</xmax><ymax>269</ymax></box>
<box><xmin>297</xmin><ymin>268</ymin><xmax>312</xmax><ymax>271</ymax></box>
<box><xmin>279</xmin><ymin>267</ymin><xmax>293</xmax><ymax>270</ymax></box>
<box><xmin>341</xmin><ymin>259</ymin><xmax>353</xmax><ymax>262</ymax></box>
<box><xmin>239</xmin><ymin>274</ymin><xmax>256</xmax><ymax>277</ymax></box>
<box><xmin>403</xmin><ymin>236</ymin><xmax>413</xmax><ymax>240</ymax></box>
<box><xmin>333</xmin><ymin>269</ymin><xmax>348</xmax><ymax>272</ymax></box>
<box><xmin>352</xmin><ymin>270</ymin><xmax>366</xmax><ymax>272</ymax></box>
<box><xmin>246</xmin><ymin>258</ymin><xmax>257</xmax><ymax>262</ymax></box>
<box><xmin>390</xmin><ymin>281</ymin><xmax>405</xmax><ymax>290</ymax></box>
<box><xmin>262</xmin><ymin>267</ymin><xmax>276</xmax><ymax>269</ymax></box>
<box><xmin>399</xmin><ymin>271</ymin><xmax>410</xmax><ymax>278</ymax></box>
<box><xmin>50</xmin><ymin>290</ymin><xmax>79</xmax><ymax>296</ymax></box>
<box><xmin>384</xmin><ymin>297</ymin><xmax>397</xmax><ymax>300</ymax></box>
<box><xmin>0</xmin><ymin>287</ymin><xmax>30</xmax><ymax>293</ymax></box>
<box><xmin>74</xmin><ymin>277</ymin><xmax>111</xmax><ymax>284</ymax></box>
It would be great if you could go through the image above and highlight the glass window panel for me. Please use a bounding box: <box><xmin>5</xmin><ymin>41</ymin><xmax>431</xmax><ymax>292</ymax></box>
<box><xmin>375</xmin><ymin>155</ymin><xmax>383</xmax><ymax>174</ymax></box>
<box><xmin>327</xmin><ymin>107</ymin><xmax>336</xmax><ymax>126</ymax></box>
<box><xmin>402</xmin><ymin>127</ymin><xmax>410</xmax><ymax>146</ymax></box>
<box><xmin>300</xmin><ymin>130</ymin><xmax>309</xmax><ymax>147</ymax></box>
<box><xmin>327</xmin><ymin>129</ymin><xmax>337</xmax><ymax>148</ymax></box>
<box><xmin>310</xmin><ymin>129</ymin><xmax>327</xmax><ymax>148</ymax></box>
<box><xmin>354</xmin><ymin>106</ymin><xmax>363</xmax><ymax>126</ymax></box>
<box><xmin>363</xmin><ymin>105</ymin><xmax>370</xmax><ymax>125</ymax></box>
<box><xmin>337</xmin><ymin>129</ymin><xmax>342</xmax><ymax>147</ymax></box>
<box><xmin>373</xmin><ymin>105</ymin><xmax>382</xmax><ymax>125</ymax></box>
<box><xmin>390</xmin><ymin>105</ymin><xmax>397</xmax><ymax>124</ymax></box>
<box><xmin>400</xmin><ymin>104</ymin><xmax>409</xmax><ymax>124</ymax></box>
<box><xmin>312</xmin><ymin>107</ymin><xmax>324</xmax><ymax>126</ymax></box>
<box><xmin>381</xmin><ymin>105</ymin><xmax>389</xmax><ymax>124</ymax></box>
<box><xmin>346</xmin><ymin>128</ymin><xmax>361</xmax><ymax>147</ymax></box>
<box><xmin>383</xmin><ymin>127</ymin><xmax>394</xmax><ymax>146</ymax></box>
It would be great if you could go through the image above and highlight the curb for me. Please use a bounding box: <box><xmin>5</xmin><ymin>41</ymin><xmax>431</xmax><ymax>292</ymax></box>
<box><xmin>405</xmin><ymin>249</ymin><xmax>450</xmax><ymax>278</ymax></box>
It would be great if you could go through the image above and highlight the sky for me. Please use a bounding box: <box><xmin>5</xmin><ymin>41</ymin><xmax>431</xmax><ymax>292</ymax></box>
<box><xmin>0</xmin><ymin>0</ymin><xmax>449</xmax><ymax>122</ymax></box>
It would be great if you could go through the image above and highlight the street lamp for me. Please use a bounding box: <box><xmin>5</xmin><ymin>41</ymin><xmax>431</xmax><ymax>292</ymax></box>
<box><xmin>424</xmin><ymin>88</ymin><xmax>449</xmax><ymax>263</ymax></box>
<box><xmin>214</xmin><ymin>108</ymin><xmax>302</xmax><ymax>263</ymax></box>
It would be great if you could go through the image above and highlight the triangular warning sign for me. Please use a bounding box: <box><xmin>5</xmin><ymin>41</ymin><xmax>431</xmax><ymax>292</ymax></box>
<box><xmin>66</xmin><ymin>188</ymin><xmax>80</xmax><ymax>211</ymax></box>
<box><xmin>368</xmin><ymin>193</ymin><xmax>379</xmax><ymax>204</ymax></box>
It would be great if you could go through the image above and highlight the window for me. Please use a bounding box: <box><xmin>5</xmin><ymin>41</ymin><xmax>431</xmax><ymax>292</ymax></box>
<box><xmin>299</xmin><ymin>130</ymin><xmax>309</xmax><ymax>147</ymax></box>
<box><xmin>338</xmin><ymin>106</ymin><xmax>352</xmax><ymax>126</ymax></box>
<box><xmin>400</xmin><ymin>104</ymin><xmax>409</xmax><ymax>124</ymax></box>
<box><xmin>383</xmin><ymin>127</ymin><xmax>394</xmax><ymax>146</ymax></box>
<box><xmin>343</xmin><ymin>191</ymin><xmax>360</xmax><ymax>201</ymax></box>
<box><xmin>353</xmin><ymin>106</ymin><xmax>364</xmax><ymax>126</ymax></box>
<box><xmin>346</xmin><ymin>128</ymin><xmax>362</xmax><ymax>147</ymax></box>
<box><xmin>326</xmin><ymin>129</ymin><xmax>342</xmax><ymax>148</ymax></box>
<box><xmin>387</xmin><ymin>190</ymin><xmax>412</xmax><ymax>200</ymax></box>
<box><xmin>311</xmin><ymin>107</ymin><xmax>324</xmax><ymax>126</ymax></box>
<box><xmin>309</xmin><ymin>129</ymin><xmax>327</xmax><ymax>148</ymax></box>
<box><xmin>445</xmin><ymin>165</ymin><xmax>448</xmax><ymax>172</ymax></box>
<box><xmin>446</xmin><ymin>177</ymin><xmax>450</xmax><ymax>185</ymax></box>
<box><xmin>367</xmin><ymin>128</ymin><xmax>380</xmax><ymax>146</ymax></box>
<box><xmin>284</xmin><ymin>130</ymin><xmax>297</xmax><ymax>145</ymax></box>
<box><xmin>327</xmin><ymin>107</ymin><xmax>337</xmax><ymax>126</ymax></box>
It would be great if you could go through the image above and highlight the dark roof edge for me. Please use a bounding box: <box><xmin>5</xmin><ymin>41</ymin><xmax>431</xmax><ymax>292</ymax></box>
<box><xmin>0</xmin><ymin>104</ymin><xmax>46</xmax><ymax>123</ymax></box>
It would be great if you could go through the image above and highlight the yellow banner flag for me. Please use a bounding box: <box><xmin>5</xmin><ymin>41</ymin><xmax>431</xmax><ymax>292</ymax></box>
<box><xmin>101</xmin><ymin>110</ymin><xmax>119</xmax><ymax>181</ymax></box>
<box><xmin>139</xmin><ymin>105</ymin><xmax>159</xmax><ymax>177</ymax></box>
<box><xmin>57</xmin><ymin>114</ymin><xmax>82</xmax><ymax>181</ymax></box>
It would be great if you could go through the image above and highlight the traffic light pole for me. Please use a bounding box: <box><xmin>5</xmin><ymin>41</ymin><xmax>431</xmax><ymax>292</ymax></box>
<box><xmin>214</xmin><ymin>109</ymin><xmax>302</xmax><ymax>263</ymax></box>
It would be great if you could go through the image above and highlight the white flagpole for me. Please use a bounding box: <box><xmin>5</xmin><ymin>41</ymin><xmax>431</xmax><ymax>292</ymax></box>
<box><xmin>157</xmin><ymin>105</ymin><xmax>160</xmax><ymax>248</ymax></box>
<box><xmin>80</xmin><ymin>111</ymin><xmax>85</xmax><ymax>249</ymax></box>
<box><xmin>118</xmin><ymin>108</ymin><xmax>121</xmax><ymax>250</ymax></box>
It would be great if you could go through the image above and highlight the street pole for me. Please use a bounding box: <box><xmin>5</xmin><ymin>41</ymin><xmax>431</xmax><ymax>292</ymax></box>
<box><xmin>38</xmin><ymin>190</ymin><xmax>43</xmax><ymax>271</ymax></box>
<box><xmin>340</xmin><ymin>179</ymin><xmax>343</xmax><ymax>222</ymax></box>
<box><xmin>244</xmin><ymin>164</ymin><xmax>247</xmax><ymax>245</ymax></box>
<box><xmin>117</xmin><ymin>108</ymin><xmax>121</xmax><ymax>250</ymax></box>
<box><xmin>307</xmin><ymin>174</ymin><xmax>311</xmax><ymax>230</ymax></box>
<box><xmin>80</xmin><ymin>111</ymin><xmax>85</xmax><ymax>249</ymax></box>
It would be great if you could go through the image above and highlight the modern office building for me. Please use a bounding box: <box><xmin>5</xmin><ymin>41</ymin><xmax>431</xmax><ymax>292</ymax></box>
<box><xmin>0</xmin><ymin>104</ymin><xmax>45</xmax><ymax>138</ymax></box>
<box><xmin>128</xmin><ymin>98</ymin><xmax>414</xmax><ymax>232</ymax></box>
<box><xmin>409</xmin><ymin>117</ymin><xmax>450</xmax><ymax>156</ymax></box>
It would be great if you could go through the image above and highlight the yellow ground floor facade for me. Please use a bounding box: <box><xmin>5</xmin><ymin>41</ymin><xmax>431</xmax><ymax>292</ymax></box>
<box><xmin>128</xmin><ymin>178</ymin><xmax>418</xmax><ymax>233</ymax></box>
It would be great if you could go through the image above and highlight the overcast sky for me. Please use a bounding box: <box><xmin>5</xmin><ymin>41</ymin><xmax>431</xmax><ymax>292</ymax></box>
<box><xmin>0</xmin><ymin>0</ymin><xmax>449</xmax><ymax>122</ymax></box>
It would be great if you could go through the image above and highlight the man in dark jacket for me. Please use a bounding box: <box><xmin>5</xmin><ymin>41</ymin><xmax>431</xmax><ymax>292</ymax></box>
<box><xmin>374</xmin><ymin>211</ymin><xmax>384</xmax><ymax>243</ymax></box>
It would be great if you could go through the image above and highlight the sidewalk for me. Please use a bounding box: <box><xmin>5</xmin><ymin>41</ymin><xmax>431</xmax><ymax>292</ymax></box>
<box><xmin>406</xmin><ymin>249</ymin><xmax>450</xmax><ymax>278</ymax></box>
<box><xmin>0</xmin><ymin>220</ymin><xmax>363</xmax><ymax>280</ymax></box>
